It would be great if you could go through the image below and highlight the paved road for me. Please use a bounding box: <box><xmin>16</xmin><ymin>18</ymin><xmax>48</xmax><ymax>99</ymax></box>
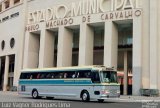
<box><xmin>0</xmin><ymin>92</ymin><xmax>159</xmax><ymax>108</ymax></box>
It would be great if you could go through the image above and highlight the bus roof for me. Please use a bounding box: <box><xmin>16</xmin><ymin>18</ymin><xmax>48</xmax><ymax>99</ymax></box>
<box><xmin>21</xmin><ymin>65</ymin><xmax>115</xmax><ymax>73</ymax></box>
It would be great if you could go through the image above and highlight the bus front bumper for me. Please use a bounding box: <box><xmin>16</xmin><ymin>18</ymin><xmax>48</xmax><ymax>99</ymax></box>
<box><xmin>99</xmin><ymin>94</ymin><xmax>120</xmax><ymax>100</ymax></box>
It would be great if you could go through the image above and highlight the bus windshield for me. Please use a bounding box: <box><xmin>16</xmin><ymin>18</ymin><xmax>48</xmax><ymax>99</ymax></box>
<box><xmin>101</xmin><ymin>71</ymin><xmax>118</xmax><ymax>83</ymax></box>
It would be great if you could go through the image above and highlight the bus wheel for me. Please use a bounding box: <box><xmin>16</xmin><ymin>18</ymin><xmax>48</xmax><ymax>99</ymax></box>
<box><xmin>98</xmin><ymin>99</ymin><xmax>104</xmax><ymax>103</ymax></box>
<box><xmin>81</xmin><ymin>91</ymin><xmax>90</xmax><ymax>102</ymax></box>
<box><xmin>32</xmin><ymin>90</ymin><xmax>39</xmax><ymax>99</ymax></box>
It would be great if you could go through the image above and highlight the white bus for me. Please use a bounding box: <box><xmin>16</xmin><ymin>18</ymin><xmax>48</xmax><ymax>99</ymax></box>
<box><xmin>18</xmin><ymin>66</ymin><xmax>120</xmax><ymax>102</ymax></box>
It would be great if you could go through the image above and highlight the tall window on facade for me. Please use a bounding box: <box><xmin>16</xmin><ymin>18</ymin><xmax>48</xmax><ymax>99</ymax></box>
<box><xmin>9</xmin><ymin>62</ymin><xmax>15</xmax><ymax>73</ymax></box>
<box><xmin>0</xmin><ymin>4</ymin><xmax>2</xmax><ymax>12</ymax></box>
<box><xmin>14</xmin><ymin>0</ymin><xmax>20</xmax><ymax>5</ymax></box>
<box><xmin>1</xmin><ymin>40</ymin><xmax>5</xmax><ymax>50</ymax></box>
<box><xmin>118</xmin><ymin>24</ymin><xmax>133</xmax><ymax>49</ymax></box>
<box><xmin>93</xmin><ymin>27</ymin><xmax>104</xmax><ymax>65</ymax></box>
<box><xmin>54</xmin><ymin>32</ymin><xmax>58</xmax><ymax>67</ymax></box>
<box><xmin>0</xmin><ymin>57</ymin><xmax>5</xmax><ymax>90</ymax></box>
<box><xmin>72</xmin><ymin>30</ymin><xmax>79</xmax><ymax>66</ymax></box>
<box><xmin>116</xmin><ymin>21</ymin><xmax>133</xmax><ymax>95</ymax></box>
<box><xmin>9</xmin><ymin>55</ymin><xmax>15</xmax><ymax>73</ymax></box>
<box><xmin>29</xmin><ymin>32</ymin><xmax>40</xmax><ymax>68</ymax></box>
<box><xmin>4</xmin><ymin>0</ymin><xmax>10</xmax><ymax>9</ymax></box>
<box><xmin>10</xmin><ymin>38</ymin><xmax>15</xmax><ymax>48</ymax></box>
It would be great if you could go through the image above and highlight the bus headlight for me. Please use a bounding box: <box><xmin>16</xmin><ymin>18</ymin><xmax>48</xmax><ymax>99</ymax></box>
<box><xmin>101</xmin><ymin>90</ymin><xmax>110</xmax><ymax>94</ymax></box>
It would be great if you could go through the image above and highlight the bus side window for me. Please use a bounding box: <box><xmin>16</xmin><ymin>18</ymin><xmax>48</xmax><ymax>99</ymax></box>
<box><xmin>26</xmin><ymin>75</ymin><xmax>29</xmax><ymax>79</ymax></box>
<box><xmin>72</xmin><ymin>71</ymin><xmax>77</xmax><ymax>78</ymax></box>
<box><xmin>37</xmin><ymin>74</ymin><xmax>40</xmax><ymax>79</ymax></box>
<box><xmin>20</xmin><ymin>73</ymin><xmax>29</xmax><ymax>79</ymax></box>
<box><xmin>40</xmin><ymin>73</ymin><xmax>45</xmax><ymax>79</ymax></box>
<box><xmin>51</xmin><ymin>73</ymin><xmax>55</xmax><ymax>79</ymax></box>
<box><xmin>66</xmin><ymin>71</ymin><xmax>74</xmax><ymax>78</ymax></box>
<box><xmin>30</xmin><ymin>75</ymin><xmax>33</xmax><ymax>79</ymax></box>
<box><xmin>59</xmin><ymin>73</ymin><xmax>63</xmax><ymax>78</ymax></box>
<box><xmin>31</xmin><ymin>73</ymin><xmax>39</xmax><ymax>79</ymax></box>
<box><xmin>54</xmin><ymin>72</ymin><xmax>63</xmax><ymax>79</ymax></box>
<box><xmin>77</xmin><ymin>72</ymin><xmax>79</xmax><ymax>78</ymax></box>
<box><xmin>54</xmin><ymin>73</ymin><xmax>59</xmax><ymax>79</ymax></box>
<box><xmin>46</xmin><ymin>73</ymin><xmax>51</xmax><ymax>79</ymax></box>
<box><xmin>85</xmin><ymin>72</ymin><xmax>91</xmax><ymax>78</ymax></box>
<box><xmin>91</xmin><ymin>72</ymin><xmax>100</xmax><ymax>83</ymax></box>
<box><xmin>64</xmin><ymin>73</ymin><xmax>68</xmax><ymax>78</ymax></box>
<box><xmin>26</xmin><ymin>73</ymin><xmax>31</xmax><ymax>79</ymax></box>
<box><xmin>72</xmin><ymin>73</ymin><xmax>76</xmax><ymax>78</ymax></box>
<box><xmin>77</xmin><ymin>70</ymin><xmax>91</xmax><ymax>78</ymax></box>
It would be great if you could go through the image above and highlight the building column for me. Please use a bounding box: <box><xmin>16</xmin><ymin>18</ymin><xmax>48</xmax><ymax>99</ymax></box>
<box><xmin>2</xmin><ymin>2</ymin><xmax>5</xmax><ymax>11</ymax></box>
<box><xmin>23</xmin><ymin>32</ymin><xmax>30</xmax><ymax>68</ymax></box>
<box><xmin>9</xmin><ymin>0</ymin><xmax>14</xmax><ymax>7</ymax></box>
<box><xmin>158</xmin><ymin>0</ymin><xmax>160</xmax><ymax>93</ymax></box>
<box><xmin>39</xmin><ymin>29</ymin><xmax>55</xmax><ymax>68</ymax></box>
<box><xmin>57</xmin><ymin>26</ymin><xmax>73</xmax><ymax>67</ymax></box>
<box><xmin>104</xmin><ymin>21</ymin><xmax>118</xmax><ymax>69</ymax></box>
<box><xmin>141</xmin><ymin>0</ymin><xmax>150</xmax><ymax>89</ymax></box>
<box><xmin>3</xmin><ymin>56</ymin><xmax>9</xmax><ymax>91</ymax></box>
<box><xmin>13</xmin><ymin>54</ymin><xmax>18</xmax><ymax>87</ymax></box>
<box><xmin>149</xmin><ymin>0</ymin><xmax>158</xmax><ymax>89</ymax></box>
<box><xmin>123</xmin><ymin>51</ymin><xmax>128</xmax><ymax>95</ymax></box>
<box><xmin>132</xmin><ymin>13</ymin><xmax>142</xmax><ymax>95</ymax></box>
<box><xmin>23</xmin><ymin>32</ymin><xmax>40</xmax><ymax>68</ymax></box>
<box><xmin>79</xmin><ymin>24</ymin><xmax>94</xmax><ymax>66</ymax></box>
<box><xmin>12</xmin><ymin>0</ymin><xmax>28</xmax><ymax>87</ymax></box>
<box><xmin>20</xmin><ymin>0</ymin><xmax>23</xmax><ymax>3</ymax></box>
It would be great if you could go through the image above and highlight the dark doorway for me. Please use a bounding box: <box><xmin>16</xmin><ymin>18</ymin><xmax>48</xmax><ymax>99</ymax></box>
<box><xmin>0</xmin><ymin>57</ymin><xmax>5</xmax><ymax>91</ymax></box>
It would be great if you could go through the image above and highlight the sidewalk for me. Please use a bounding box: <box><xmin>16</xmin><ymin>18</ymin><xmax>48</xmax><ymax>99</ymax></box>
<box><xmin>118</xmin><ymin>95</ymin><xmax>160</xmax><ymax>102</ymax></box>
<box><xmin>0</xmin><ymin>91</ymin><xmax>18</xmax><ymax>94</ymax></box>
